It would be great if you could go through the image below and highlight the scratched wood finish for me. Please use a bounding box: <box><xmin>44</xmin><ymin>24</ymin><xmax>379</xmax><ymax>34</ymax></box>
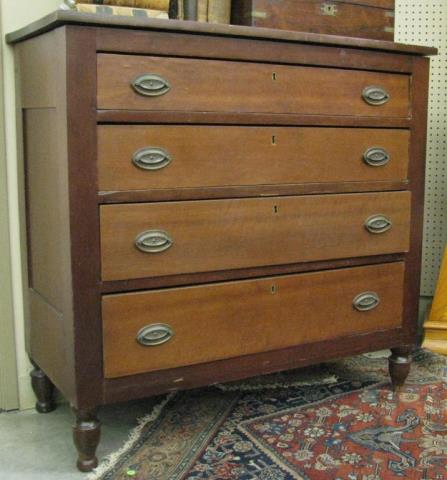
<box><xmin>7</xmin><ymin>10</ymin><xmax>436</xmax><ymax>56</ymax></box>
<box><xmin>95</xmin><ymin>28</ymin><xmax>413</xmax><ymax>74</ymax></box>
<box><xmin>104</xmin><ymin>327</ymin><xmax>406</xmax><ymax>402</ymax></box>
<box><xmin>103</xmin><ymin>262</ymin><xmax>404</xmax><ymax>378</ymax></box>
<box><xmin>100</xmin><ymin>192</ymin><xmax>411</xmax><ymax>281</ymax></box>
<box><xmin>97</xmin><ymin>54</ymin><xmax>410</xmax><ymax>117</ymax></box>
<box><xmin>8</xmin><ymin>14</ymin><xmax>433</xmax><ymax>473</ymax></box>
<box><xmin>98</xmin><ymin>126</ymin><xmax>409</xmax><ymax>192</ymax></box>
<box><xmin>98</xmin><ymin>181</ymin><xmax>408</xmax><ymax>205</ymax></box>
<box><xmin>232</xmin><ymin>0</ymin><xmax>395</xmax><ymax>41</ymax></box>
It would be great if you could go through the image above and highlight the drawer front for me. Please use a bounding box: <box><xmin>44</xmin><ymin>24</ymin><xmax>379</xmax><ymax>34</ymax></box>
<box><xmin>100</xmin><ymin>192</ymin><xmax>411</xmax><ymax>281</ymax></box>
<box><xmin>97</xmin><ymin>54</ymin><xmax>410</xmax><ymax>117</ymax></box>
<box><xmin>98</xmin><ymin>126</ymin><xmax>409</xmax><ymax>191</ymax></box>
<box><xmin>103</xmin><ymin>262</ymin><xmax>405</xmax><ymax>378</ymax></box>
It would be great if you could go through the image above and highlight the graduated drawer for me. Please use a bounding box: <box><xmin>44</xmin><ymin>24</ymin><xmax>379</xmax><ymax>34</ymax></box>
<box><xmin>100</xmin><ymin>191</ymin><xmax>411</xmax><ymax>281</ymax></box>
<box><xmin>102</xmin><ymin>262</ymin><xmax>405</xmax><ymax>378</ymax></box>
<box><xmin>97</xmin><ymin>54</ymin><xmax>410</xmax><ymax>117</ymax></box>
<box><xmin>98</xmin><ymin>126</ymin><xmax>410</xmax><ymax>191</ymax></box>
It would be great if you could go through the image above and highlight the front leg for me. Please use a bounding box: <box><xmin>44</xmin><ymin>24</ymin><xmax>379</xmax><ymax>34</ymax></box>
<box><xmin>388</xmin><ymin>346</ymin><xmax>413</xmax><ymax>392</ymax></box>
<box><xmin>73</xmin><ymin>408</ymin><xmax>101</xmax><ymax>472</ymax></box>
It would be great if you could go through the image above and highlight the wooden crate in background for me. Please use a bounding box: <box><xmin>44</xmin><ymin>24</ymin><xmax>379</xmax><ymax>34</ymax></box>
<box><xmin>231</xmin><ymin>0</ymin><xmax>395</xmax><ymax>41</ymax></box>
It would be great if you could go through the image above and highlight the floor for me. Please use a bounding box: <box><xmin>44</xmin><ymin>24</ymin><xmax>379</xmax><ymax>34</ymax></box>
<box><xmin>0</xmin><ymin>397</ymin><xmax>158</xmax><ymax>480</ymax></box>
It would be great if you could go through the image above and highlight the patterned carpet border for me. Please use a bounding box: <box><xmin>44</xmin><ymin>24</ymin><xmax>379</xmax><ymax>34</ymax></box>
<box><xmin>87</xmin><ymin>349</ymin><xmax>447</xmax><ymax>480</ymax></box>
<box><xmin>87</xmin><ymin>367</ymin><xmax>338</xmax><ymax>480</ymax></box>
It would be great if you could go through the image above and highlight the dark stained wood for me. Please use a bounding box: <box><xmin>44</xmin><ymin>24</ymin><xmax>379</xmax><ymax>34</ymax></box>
<box><xmin>100</xmin><ymin>254</ymin><xmax>405</xmax><ymax>293</ymax></box>
<box><xmin>18</xmin><ymin>28</ymin><xmax>77</xmax><ymax>404</ymax></box>
<box><xmin>100</xmin><ymin>192</ymin><xmax>411</xmax><ymax>281</ymax></box>
<box><xmin>389</xmin><ymin>346</ymin><xmax>412</xmax><ymax>391</ymax></box>
<box><xmin>65</xmin><ymin>27</ymin><xmax>103</xmax><ymax>411</ymax></box>
<box><xmin>402</xmin><ymin>57</ymin><xmax>430</xmax><ymax>339</ymax></box>
<box><xmin>28</xmin><ymin>290</ymin><xmax>75</xmax><ymax>399</ymax></box>
<box><xmin>98</xmin><ymin>180</ymin><xmax>409</xmax><ymax>204</ymax></box>
<box><xmin>340</xmin><ymin>0</ymin><xmax>394</xmax><ymax>8</ymax></box>
<box><xmin>98</xmin><ymin>126</ymin><xmax>409</xmax><ymax>192</ymax></box>
<box><xmin>72</xmin><ymin>408</ymin><xmax>101</xmax><ymax>472</ymax></box>
<box><xmin>96</xmin><ymin>28</ymin><xmax>413</xmax><ymax>73</ymax></box>
<box><xmin>98</xmin><ymin>54</ymin><xmax>410</xmax><ymax>117</ymax></box>
<box><xmin>30</xmin><ymin>365</ymin><xmax>56</xmax><ymax>413</ymax></box>
<box><xmin>97</xmin><ymin>110</ymin><xmax>413</xmax><ymax>127</ymax></box>
<box><xmin>103</xmin><ymin>327</ymin><xmax>407</xmax><ymax>403</ymax></box>
<box><xmin>231</xmin><ymin>0</ymin><xmax>394</xmax><ymax>41</ymax></box>
<box><xmin>103</xmin><ymin>263</ymin><xmax>404</xmax><ymax>378</ymax></box>
<box><xmin>6</xmin><ymin>10</ymin><xmax>437</xmax><ymax>56</ymax></box>
<box><xmin>24</xmin><ymin>110</ymin><xmax>68</xmax><ymax>309</ymax></box>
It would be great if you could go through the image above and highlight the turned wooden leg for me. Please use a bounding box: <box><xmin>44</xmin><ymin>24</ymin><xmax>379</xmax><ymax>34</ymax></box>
<box><xmin>389</xmin><ymin>346</ymin><xmax>413</xmax><ymax>392</ymax></box>
<box><xmin>30</xmin><ymin>365</ymin><xmax>56</xmax><ymax>413</ymax></box>
<box><xmin>73</xmin><ymin>408</ymin><xmax>101</xmax><ymax>472</ymax></box>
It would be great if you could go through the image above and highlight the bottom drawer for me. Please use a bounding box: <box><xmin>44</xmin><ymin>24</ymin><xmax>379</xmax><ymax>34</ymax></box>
<box><xmin>103</xmin><ymin>262</ymin><xmax>405</xmax><ymax>378</ymax></box>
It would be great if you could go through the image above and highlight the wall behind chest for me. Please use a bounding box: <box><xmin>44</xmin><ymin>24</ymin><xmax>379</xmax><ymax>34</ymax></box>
<box><xmin>396</xmin><ymin>0</ymin><xmax>447</xmax><ymax>296</ymax></box>
<box><xmin>0</xmin><ymin>0</ymin><xmax>63</xmax><ymax>410</ymax></box>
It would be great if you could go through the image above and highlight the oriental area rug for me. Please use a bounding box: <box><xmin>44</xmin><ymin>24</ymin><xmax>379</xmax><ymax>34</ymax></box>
<box><xmin>89</xmin><ymin>350</ymin><xmax>447</xmax><ymax>480</ymax></box>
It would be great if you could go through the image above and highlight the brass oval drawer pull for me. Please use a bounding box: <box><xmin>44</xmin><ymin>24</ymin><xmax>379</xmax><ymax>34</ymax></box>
<box><xmin>132</xmin><ymin>74</ymin><xmax>171</xmax><ymax>97</ymax></box>
<box><xmin>362</xmin><ymin>86</ymin><xmax>390</xmax><ymax>106</ymax></box>
<box><xmin>363</xmin><ymin>147</ymin><xmax>390</xmax><ymax>167</ymax></box>
<box><xmin>132</xmin><ymin>147</ymin><xmax>172</xmax><ymax>171</ymax></box>
<box><xmin>137</xmin><ymin>324</ymin><xmax>174</xmax><ymax>347</ymax></box>
<box><xmin>365</xmin><ymin>215</ymin><xmax>392</xmax><ymax>234</ymax></box>
<box><xmin>353</xmin><ymin>292</ymin><xmax>380</xmax><ymax>312</ymax></box>
<box><xmin>135</xmin><ymin>230</ymin><xmax>173</xmax><ymax>253</ymax></box>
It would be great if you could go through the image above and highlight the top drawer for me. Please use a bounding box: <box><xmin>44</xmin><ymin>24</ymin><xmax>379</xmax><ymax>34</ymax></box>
<box><xmin>97</xmin><ymin>54</ymin><xmax>410</xmax><ymax>117</ymax></box>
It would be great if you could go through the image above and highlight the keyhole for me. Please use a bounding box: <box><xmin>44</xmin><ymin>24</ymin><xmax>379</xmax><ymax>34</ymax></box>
<box><xmin>272</xmin><ymin>72</ymin><xmax>277</xmax><ymax>81</ymax></box>
<box><xmin>273</xmin><ymin>205</ymin><xmax>278</xmax><ymax>214</ymax></box>
<box><xmin>271</xmin><ymin>284</ymin><xmax>277</xmax><ymax>294</ymax></box>
<box><xmin>272</xmin><ymin>135</ymin><xmax>276</xmax><ymax>145</ymax></box>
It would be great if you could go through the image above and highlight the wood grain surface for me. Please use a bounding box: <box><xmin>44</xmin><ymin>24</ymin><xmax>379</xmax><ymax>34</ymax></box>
<box><xmin>103</xmin><ymin>262</ymin><xmax>404</xmax><ymax>377</ymax></box>
<box><xmin>97</xmin><ymin>54</ymin><xmax>410</xmax><ymax>117</ymax></box>
<box><xmin>7</xmin><ymin>10</ymin><xmax>436</xmax><ymax>57</ymax></box>
<box><xmin>100</xmin><ymin>191</ymin><xmax>411</xmax><ymax>280</ymax></box>
<box><xmin>95</xmin><ymin>28</ymin><xmax>413</xmax><ymax>74</ymax></box>
<box><xmin>19</xmin><ymin>29</ymin><xmax>77</xmax><ymax>403</ymax></box>
<box><xmin>98</xmin><ymin>126</ymin><xmax>409</xmax><ymax>192</ymax></box>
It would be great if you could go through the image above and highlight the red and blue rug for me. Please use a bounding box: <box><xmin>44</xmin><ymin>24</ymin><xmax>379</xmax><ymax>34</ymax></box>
<box><xmin>89</xmin><ymin>350</ymin><xmax>447</xmax><ymax>479</ymax></box>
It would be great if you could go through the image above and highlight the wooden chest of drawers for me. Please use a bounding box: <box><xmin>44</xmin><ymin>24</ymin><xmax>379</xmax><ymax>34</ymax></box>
<box><xmin>8</xmin><ymin>11</ymin><xmax>435</xmax><ymax>472</ymax></box>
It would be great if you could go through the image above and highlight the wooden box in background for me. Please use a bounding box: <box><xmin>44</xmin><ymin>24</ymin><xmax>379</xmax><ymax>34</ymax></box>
<box><xmin>232</xmin><ymin>0</ymin><xmax>395</xmax><ymax>41</ymax></box>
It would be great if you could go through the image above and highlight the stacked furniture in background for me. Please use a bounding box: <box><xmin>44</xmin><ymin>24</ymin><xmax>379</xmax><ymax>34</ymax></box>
<box><xmin>232</xmin><ymin>0</ymin><xmax>395</xmax><ymax>41</ymax></box>
<box><xmin>8</xmin><ymin>9</ymin><xmax>434</xmax><ymax>473</ymax></box>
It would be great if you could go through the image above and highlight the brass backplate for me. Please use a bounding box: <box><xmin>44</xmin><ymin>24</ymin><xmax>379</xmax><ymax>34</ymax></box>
<box><xmin>320</xmin><ymin>2</ymin><xmax>338</xmax><ymax>16</ymax></box>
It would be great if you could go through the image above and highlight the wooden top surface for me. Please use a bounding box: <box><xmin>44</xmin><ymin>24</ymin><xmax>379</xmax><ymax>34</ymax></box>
<box><xmin>6</xmin><ymin>10</ymin><xmax>436</xmax><ymax>56</ymax></box>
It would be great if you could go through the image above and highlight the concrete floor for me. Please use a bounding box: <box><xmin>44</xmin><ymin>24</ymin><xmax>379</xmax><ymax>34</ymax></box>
<box><xmin>0</xmin><ymin>398</ymin><xmax>158</xmax><ymax>480</ymax></box>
